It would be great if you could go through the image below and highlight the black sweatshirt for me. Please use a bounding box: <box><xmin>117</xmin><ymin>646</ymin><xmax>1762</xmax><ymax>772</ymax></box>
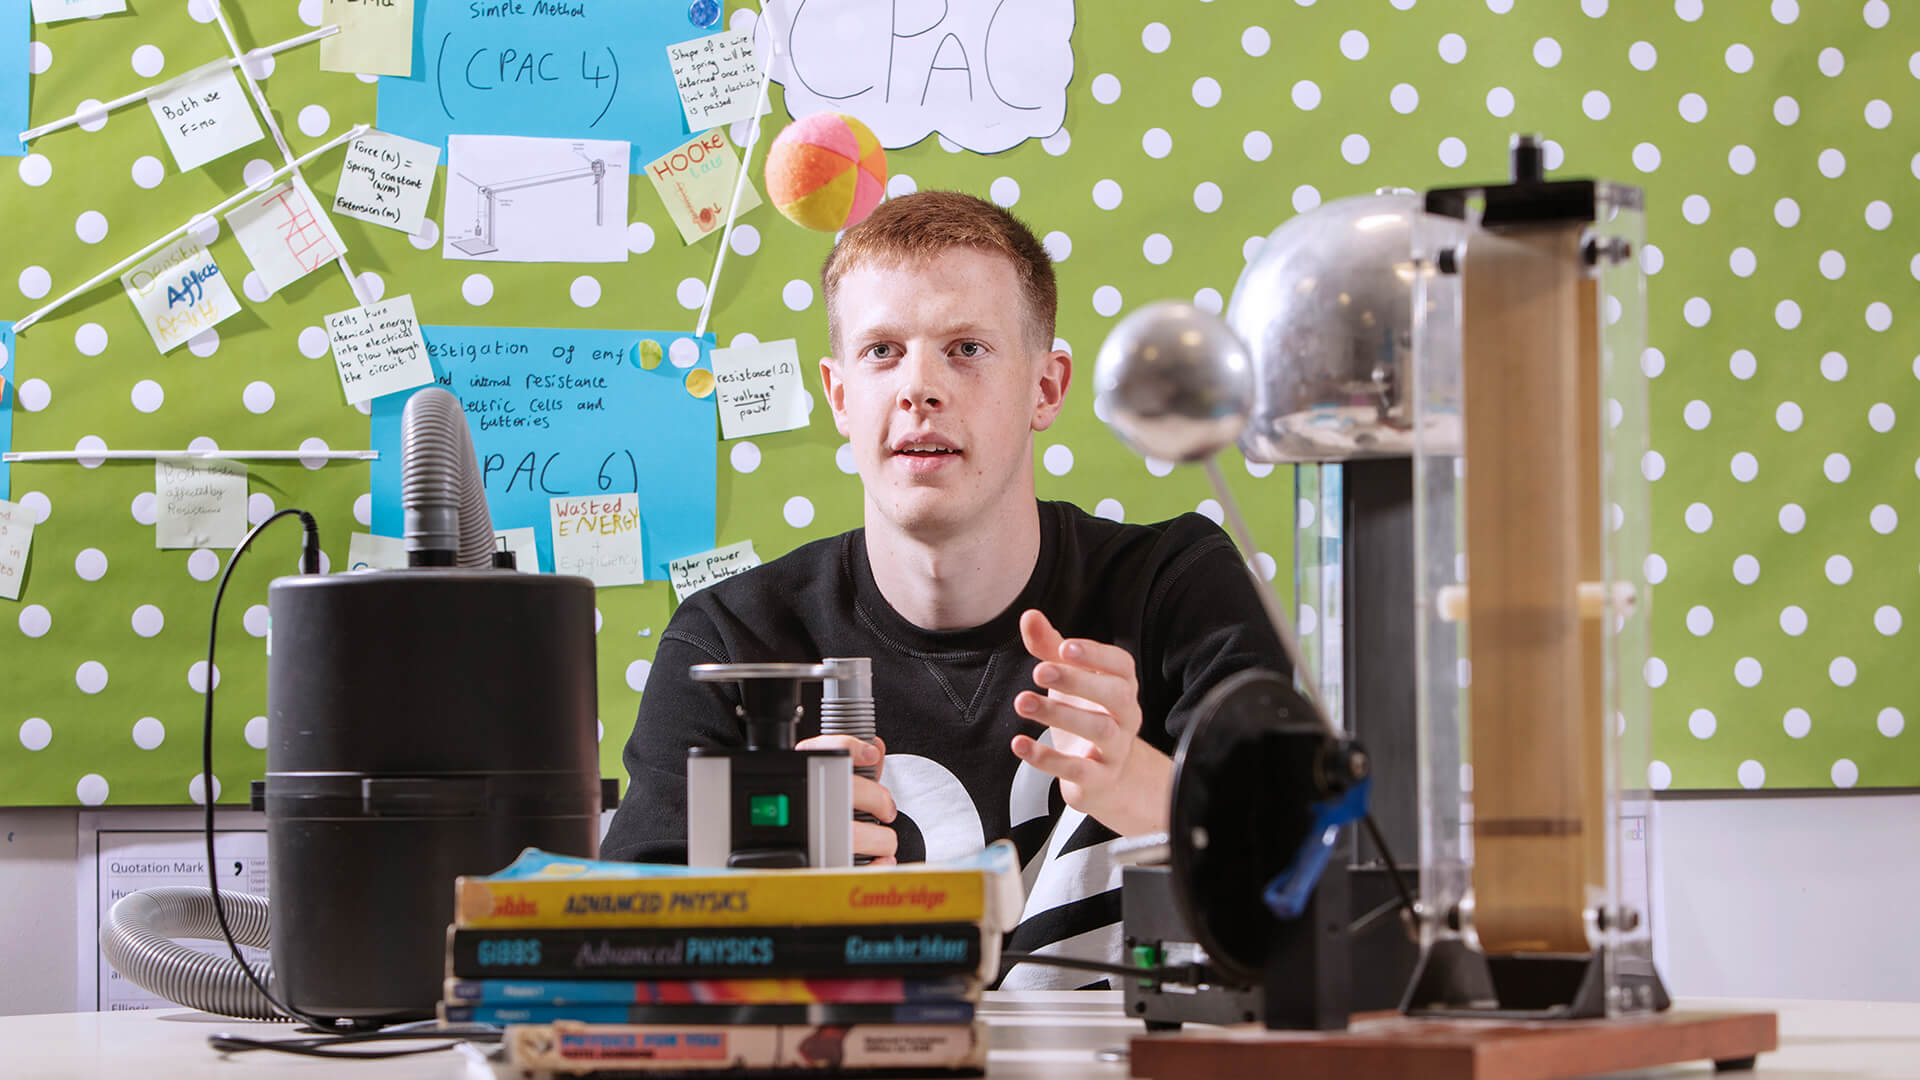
<box><xmin>601</xmin><ymin>500</ymin><xmax>1289</xmax><ymax>987</ymax></box>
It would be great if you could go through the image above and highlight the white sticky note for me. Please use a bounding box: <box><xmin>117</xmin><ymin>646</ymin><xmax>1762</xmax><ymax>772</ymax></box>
<box><xmin>146</xmin><ymin>61</ymin><xmax>264</xmax><ymax>173</ymax></box>
<box><xmin>225</xmin><ymin>174</ymin><xmax>348</xmax><ymax>293</ymax></box>
<box><xmin>669</xmin><ymin>540</ymin><xmax>760</xmax><ymax>602</ymax></box>
<box><xmin>711</xmin><ymin>338</ymin><xmax>810</xmax><ymax>439</ymax></box>
<box><xmin>493</xmin><ymin>526</ymin><xmax>539</xmax><ymax>572</ymax></box>
<box><xmin>550</xmin><ymin>493</ymin><xmax>645</xmax><ymax>587</ymax></box>
<box><xmin>668</xmin><ymin>28</ymin><xmax>761</xmax><ymax>133</ymax></box>
<box><xmin>323</xmin><ymin>294</ymin><xmax>435</xmax><ymax>404</ymax></box>
<box><xmin>0</xmin><ymin>498</ymin><xmax>33</xmax><ymax>601</ymax></box>
<box><xmin>346</xmin><ymin>532</ymin><xmax>407</xmax><ymax>571</ymax></box>
<box><xmin>333</xmin><ymin>130</ymin><xmax>439</xmax><ymax>234</ymax></box>
<box><xmin>154</xmin><ymin>458</ymin><xmax>248</xmax><ymax>550</ymax></box>
<box><xmin>442</xmin><ymin>134</ymin><xmax>631</xmax><ymax>263</ymax></box>
<box><xmin>30</xmin><ymin>0</ymin><xmax>125</xmax><ymax>22</ymax></box>
<box><xmin>120</xmin><ymin>236</ymin><xmax>243</xmax><ymax>354</ymax></box>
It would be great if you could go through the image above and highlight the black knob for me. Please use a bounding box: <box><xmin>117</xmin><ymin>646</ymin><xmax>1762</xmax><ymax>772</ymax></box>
<box><xmin>1509</xmin><ymin>133</ymin><xmax>1545</xmax><ymax>183</ymax></box>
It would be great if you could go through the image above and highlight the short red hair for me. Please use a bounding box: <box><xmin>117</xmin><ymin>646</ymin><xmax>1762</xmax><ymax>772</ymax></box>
<box><xmin>820</xmin><ymin>190</ymin><xmax>1058</xmax><ymax>352</ymax></box>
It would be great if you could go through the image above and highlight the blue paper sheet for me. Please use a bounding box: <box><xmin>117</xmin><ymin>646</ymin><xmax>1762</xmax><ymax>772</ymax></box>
<box><xmin>0</xmin><ymin>323</ymin><xmax>13</xmax><ymax>499</ymax></box>
<box><xmin>2</xmin><ymin>1</ymin><xmax>26</xmax><ymax>157</ymax></box>
<box><xmin>370</xmin><ymin>326</ymin><xmax>716</xmax><ymax>580</ymax></box>
<box><xmin>375</xmin><ymin>0</ymin><xmax>712</xmax><ymax>171</ymax></box>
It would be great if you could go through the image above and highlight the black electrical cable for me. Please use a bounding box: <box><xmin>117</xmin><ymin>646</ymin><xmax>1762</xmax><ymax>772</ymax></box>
<box><xmin>207</xmin><ymin>1026</ymin><xmax>501</xmax><ymax>1057</ymax></box>
<box><xmin>1347</xmin><ymin>894</ymin><xmax>1404</xmax><ymax>936</ymax></box>
<box><xmin>199</xmin><ymin>509</ymin><xmax>470</xmax><ymax>1060</ymax></box>
<box><xmin>998</xmin><ymin>951</ymin><xmax>1212</xmax><ymax>986</ymax></box>
<box><xmin>1360</xmin><ymin>811</ymin><xmax>1420</xmax><ymax>927</ymax></box>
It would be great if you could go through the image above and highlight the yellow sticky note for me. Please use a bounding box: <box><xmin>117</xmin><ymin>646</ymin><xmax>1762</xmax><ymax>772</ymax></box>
<box><xmin>645</xmin><ymin>129</ymin><xmax>762</xmax><ymax>245</ymax></box>
<box><xmin>0</xmin><ymin>498</ymin><xmax>34</xmax><ymax>601</ymax></box>
<box><xmin>550</xmin><ymin>493</ymin><xmax>645</xmax><ymax>588</ymax></box>
<box><xmin>31</xmin><ymin>0</ymin><xmax>125</xmax><ymax>23</ymax></box>
<box><xmin>667</xmin><ymin>28</ymin><xmax>761</xmax><ymax>132</ymax></box>
<box><xmin>711</xmin><ymin>338</ymin><xmax>808</xmax><ymax>439</ymax></box>
<box><xmin>346</xmin><ymin>532</ymin><xmax>407</xmax><ymax>571</ymax></box>
<box><xmin>669</xmin><ymin>540</ymin><xmax>760</xmax><ymax>602</ymax></box>
<box><xmin>319</xmin><ymin>0</ymin><xmax>415</xmax><ymax>77</ymax></box>
<box><xmin>154</xmin><ymin>458</ymin><xmax>248</xmax><ymax>549</ymax></box>
<box><xmin>324</xmin><ymin>294</ymin><xmax>435</xmax><ymax>404</ymax></box>
<box><xmin>120</xmin><ymin>237</ymin><xmax>243</xmax><ymax>354</ymax></box>
<box><xmin>146</xmin><ymin>61</ymin><xmax>265</xmax><ymax>172</ymax></box>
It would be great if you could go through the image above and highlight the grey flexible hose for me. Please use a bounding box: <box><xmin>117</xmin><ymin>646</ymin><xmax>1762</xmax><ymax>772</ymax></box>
<box><xmin>99</xmin><ymin>886</ymin><xmax>283</xmax><ymax>1020</ymax></box>
<box><xmin>401</xmin><ymin>386</ymin><xmax>496</xmax><ymax>568</ymax></box>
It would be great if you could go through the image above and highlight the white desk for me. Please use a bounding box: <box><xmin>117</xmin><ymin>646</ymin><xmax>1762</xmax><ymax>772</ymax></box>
<box><xmin>4</xmin><ymin>993</ymin><xmax>1915</xmax><ymax>1078</ymax></box>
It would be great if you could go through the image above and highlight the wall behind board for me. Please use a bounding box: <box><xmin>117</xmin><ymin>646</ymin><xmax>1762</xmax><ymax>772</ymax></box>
<box><xmin>0</xmin><ymin>0</ymin><xmax>1914</xmax><ymax>806</ymax></box>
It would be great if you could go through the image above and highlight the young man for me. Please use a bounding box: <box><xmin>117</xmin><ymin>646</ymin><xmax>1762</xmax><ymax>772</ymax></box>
<box><xmin>601</xmin><ymin>191</ymin><xmax>1287</xmax><ymax>987</ymax></box>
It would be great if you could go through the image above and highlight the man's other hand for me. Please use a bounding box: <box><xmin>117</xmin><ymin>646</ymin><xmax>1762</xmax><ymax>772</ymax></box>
<box><xmin>793</xmin><ymin>734</ymin><xmax>899</xmax><ymax>865</ymax></box>
<box><xmin>1010</xmin><ymin>610</ymin><xmax>1173</xmax><ymax>837</ymax></box>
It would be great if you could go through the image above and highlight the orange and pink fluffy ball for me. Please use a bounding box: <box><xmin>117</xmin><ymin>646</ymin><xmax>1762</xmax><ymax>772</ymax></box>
<box><xmin>763</xmin><ymin>111</ymin><xmax>888</xmax><ymax>232</ymax></box>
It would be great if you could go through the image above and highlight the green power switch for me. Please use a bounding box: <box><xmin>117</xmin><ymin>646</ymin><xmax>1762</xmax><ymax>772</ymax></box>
<box><xmin>749</xmin><ymin>793</ymin><xmax>790</xmax><ymax>827</ymax></box>
<box><xmin>1130</xmin><ymin>943</ymin><xmax>1161</xmax><ymax>989</ymax></box>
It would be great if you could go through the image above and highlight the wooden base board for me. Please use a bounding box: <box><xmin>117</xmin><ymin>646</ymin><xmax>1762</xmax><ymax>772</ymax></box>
<box><xmin>1129</xmin><ymin>1009</ymin><xmax>1777</xmax><ymax>1080</ymax></box>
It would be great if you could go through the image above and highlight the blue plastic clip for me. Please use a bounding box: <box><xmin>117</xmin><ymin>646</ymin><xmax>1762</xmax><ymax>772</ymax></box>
<box><xmin>1261</xmin><ymin>775</ymin><xmax>1372</xmax><ymax>920</ymax></box>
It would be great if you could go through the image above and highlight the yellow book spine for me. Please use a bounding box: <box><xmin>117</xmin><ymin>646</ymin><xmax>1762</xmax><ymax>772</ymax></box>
<box><xmin>455</xmin><ymin>870</ymin><xmax>988</xmax><ymax>928</ymax></box>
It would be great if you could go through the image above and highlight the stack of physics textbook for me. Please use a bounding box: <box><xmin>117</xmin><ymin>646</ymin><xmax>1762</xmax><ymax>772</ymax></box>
<box><xmin>443</xmin><ymin>840</ymin><xmax>1025</xmax><ymax>1076</ymax></box>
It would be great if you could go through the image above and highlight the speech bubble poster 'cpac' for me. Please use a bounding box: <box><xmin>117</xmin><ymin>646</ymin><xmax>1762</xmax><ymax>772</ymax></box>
<box><xmin>753</xmin><ymin>0</ymin><xmax>1074</xmax><ymax>153</ymax></box>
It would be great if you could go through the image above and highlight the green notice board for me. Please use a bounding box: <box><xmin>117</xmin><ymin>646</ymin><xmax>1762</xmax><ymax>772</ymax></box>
<box><xmin>0</xmin><ymin>0</ymin><xmax>1912</xmax><ymax>805</ymax></box>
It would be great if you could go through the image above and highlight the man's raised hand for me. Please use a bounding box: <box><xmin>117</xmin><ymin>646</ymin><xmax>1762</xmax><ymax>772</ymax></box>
<box><xmin>1010</xmin><ymin>610</ymin><xmax>1172</xmax><ymax>838</ymax></box>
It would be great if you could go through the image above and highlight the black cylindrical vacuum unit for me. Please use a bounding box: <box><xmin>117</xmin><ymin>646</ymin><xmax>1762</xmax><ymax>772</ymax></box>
<box><xmin>262</xmin><ymin>569</ymin><xmax>601</xmax><ymax>1024</ymax></box>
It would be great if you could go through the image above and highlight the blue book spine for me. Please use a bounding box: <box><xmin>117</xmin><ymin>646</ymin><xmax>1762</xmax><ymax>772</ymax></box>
<box><xmin>447</xmin><ymin>923</ymin><xmax>982</xmax><ymax>978</ymax></box>
<box><xmin>439</xmin><ymin>1001</ymin><xmax>977</xmax><ymax>1026</ymax></box>
<box><xmin>444</xmin><ymin>975</ymin><xmax>977</xmax><ymax>1004</ymax></box>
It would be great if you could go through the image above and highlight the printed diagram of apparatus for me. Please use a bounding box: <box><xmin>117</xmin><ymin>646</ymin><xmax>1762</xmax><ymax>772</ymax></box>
<box><xmin>442</xmin><ymin>134</ymin><xmax>632</xmax><ymax>263</ymax></box>
<box><xmin>451</xmin><ymin>157</ymin><xmax>604</xmax><ymax>257</ymax></box>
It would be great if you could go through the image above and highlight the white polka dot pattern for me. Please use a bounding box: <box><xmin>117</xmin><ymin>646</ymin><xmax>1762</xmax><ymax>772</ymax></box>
<box><xmin>0</xmin><ymin>2</ymin><xmax>1909</xmax><ymax>808</ymax></box>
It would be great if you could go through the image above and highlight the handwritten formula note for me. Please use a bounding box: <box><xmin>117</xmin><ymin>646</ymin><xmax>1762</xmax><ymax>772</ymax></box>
<box><xmin>154</xmin><ymin>459</ymin><xmax>247</xmax><ymax>549</ymax></box>
<box><xmin>0</xmin><ymin>497</ymin><xmax>32</xmax><ymax>601</ymax></box>
<box><xmin>668</xmin><ymin>28</ymin><xmax>760</xmax><ymax>132</ymax></box>
<box><xmin>226</xmin><ymin>174</ymin><xmax>347</xmax><ymax>293</ymax></box>
<box><xmin>323</xmin><ymin>294</ymin><xmax>434</xmax><ymax>404</ymax></box>
<box><xmin>668</xmin><ymin>540</ymin><xmax>760</xmax><ymax>601</ymax></box>
<box><xmin>146</xmin><ymin>61</ymin><xmax>264</xmax><ymax>172</ymax></box>
<box><xmin>31</xmin><ymin>0</ymin><xmax>125</xmax><ymax>23</ymax></box>
<box><xmin>346</xmin><ymin>531</ymin><xmax>407</xmax><ymax>570</ymax></box>
<box><xmin>120</xmin><ymin>237</ymin><xmax>242</xmax><ymax>354</ymax></box>
<box><xmin>711</xmin><ymin>338</ymin><xmax>809</xmax><ymax>439</ymax></box>
<box><xmin>550</xmin><ymin>493</ymin><xmax>645</xmax><ymax>587</ymax></box>
<box><xmin>646</xmin><ymin>129</ymin><xmax>760</xmax><ymax>245</ymax></box>
<box><xmin>320</xmin><ymin>0</ymin><xmax>416</xmax><ymax>77</ymax></box>
<box><xmin>333</xmin><ymin>130</ymin><xmax>438</xmax><ymax>233</ymax></box>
